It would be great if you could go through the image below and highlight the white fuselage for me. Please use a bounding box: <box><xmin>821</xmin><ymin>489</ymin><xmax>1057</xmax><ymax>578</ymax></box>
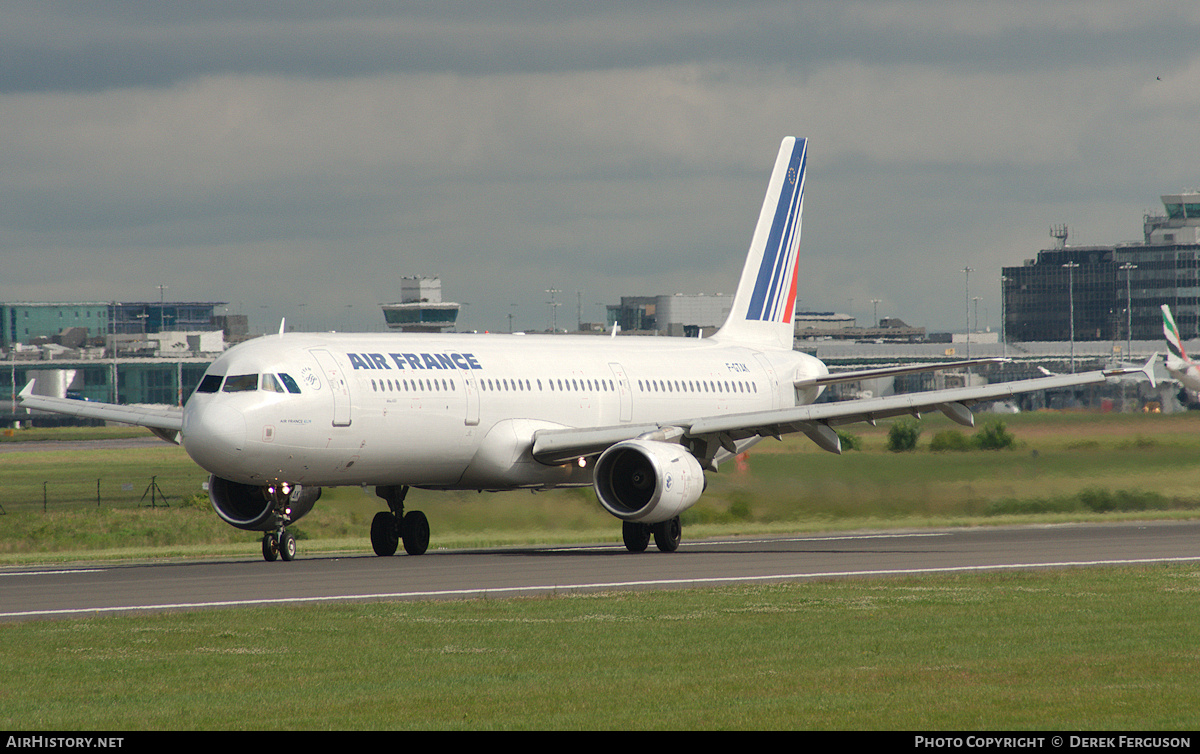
<box><xmin>1165</xmin><ymin>357</ymin><xmax>1200</xmax><ymax>394</ymax></box>
<box><xmin>180</xmin><ymin>331</ymin><xmax>826</xmax><ymax>490</ymax></box>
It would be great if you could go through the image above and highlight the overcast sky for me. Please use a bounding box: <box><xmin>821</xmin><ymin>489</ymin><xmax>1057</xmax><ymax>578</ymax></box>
<box><xmin>3</xmin><ymin>1</ymin><xmax>1198</xmax><ymax>336</ymax></box>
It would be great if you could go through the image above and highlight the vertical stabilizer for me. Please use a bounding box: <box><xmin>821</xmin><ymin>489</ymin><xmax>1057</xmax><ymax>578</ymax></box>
<box><xmin>712</xmin><ymin>137</ymin><xmax>807</xmax><ymax>350</ymax></box>
<box><xmin>1162</xmin><ymin>304</ymin><xmax>1190</xmax><ymax>365</ymax></box>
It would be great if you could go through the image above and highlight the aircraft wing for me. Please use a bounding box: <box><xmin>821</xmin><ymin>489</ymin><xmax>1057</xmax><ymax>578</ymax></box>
<box><xmin>532</xmin><ymin>366</ymin><xmax>1140</xmax><ymax>465</ymax></box>
<box><xmin>684</xmin><ymin>369</ymin><xmax>1128</xmax><ymax>455</ymax></box>
<box><xmin>17</xmin><ymin>381</ymin><xmax>184</xmax><ymax>445</ymax></box>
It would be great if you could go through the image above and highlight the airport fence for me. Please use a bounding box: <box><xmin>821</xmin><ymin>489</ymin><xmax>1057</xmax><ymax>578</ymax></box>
<box><xmin>1</xmin><ymin>473</ymin><xmax>209</xmax><ymax>513</ymax></box>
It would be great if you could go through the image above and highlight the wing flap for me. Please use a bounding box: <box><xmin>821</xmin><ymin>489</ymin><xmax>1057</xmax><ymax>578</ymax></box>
<box><xmin>796</xmin><ymin>358</ymin><xmax>1007</xmax><ymax>388</ymax></box>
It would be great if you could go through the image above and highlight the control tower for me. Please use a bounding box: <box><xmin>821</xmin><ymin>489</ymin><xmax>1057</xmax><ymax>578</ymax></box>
<box><xmin>1146</xmin><ymin>192</ymin><xmax>1200</xmax><ymax>244</ymax></box>
<box><xmin>380</xmin><ymin>277</ymin><xmax>461</xmax><ymax>333</ymax></box>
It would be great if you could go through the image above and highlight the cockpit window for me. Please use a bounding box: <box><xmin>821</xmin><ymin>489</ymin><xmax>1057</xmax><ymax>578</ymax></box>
<box><xmin>222</xmin><ymin>374</ymin><xmax>259</xmax><ymax>392</ymax></box>
<box><xmin>278</xmin><ymin>373</ymin><xmax>302</xmax><ymax>394</ymax></box>
<box><xmin>261</xmin><ymin>374</ymin><xmax>285</xmax><ymax>393</ymax></box>
<box><xmin>196</xmin><ymin>374</ymin><xmax>224</xmax><ymax>393</ymax></box>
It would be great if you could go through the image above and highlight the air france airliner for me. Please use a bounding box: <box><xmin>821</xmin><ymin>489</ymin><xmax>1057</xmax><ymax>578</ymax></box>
<box><xmin>20</xmin><ymin>137</ymin><xmax>1138</xmax><ymax>561</ymax></box>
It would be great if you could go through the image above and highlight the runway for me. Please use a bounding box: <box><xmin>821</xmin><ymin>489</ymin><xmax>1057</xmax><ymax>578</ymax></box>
<box><xmin>3</xmin><ymin>520</ymin><xmax>1199</xmax><ymax>621</ymax></box>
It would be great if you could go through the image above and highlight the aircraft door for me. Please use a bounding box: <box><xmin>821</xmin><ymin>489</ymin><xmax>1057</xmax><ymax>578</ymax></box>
<box><xmin>752</xmin><ymin>353</ymin><xmax>780</xmax><ymax>409</ymax></box>
<box><xmin>608</xmin><ymin>362</ymin><xmax>633</xmax><ymax>422</ymax></box>
<box><xmin>310</xmin><ymin>349</ymin><xmax>352</xmax><ymax>427</ymax></box>
<box><xmin>461</xmin><ymin>372</ymin><xmax>480</xmax><ymax>426</ymax></box>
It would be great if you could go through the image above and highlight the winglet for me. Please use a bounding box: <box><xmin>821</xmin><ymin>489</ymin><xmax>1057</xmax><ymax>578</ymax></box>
<box><xmin>1103</xmin><ymin>353</ymin><xmax>1157</xmax><ymax>388</ymax></box>
<box><xmin>1140</xmin><ymin>353</ymin><xmax>1158</xmax><ymax>388</ymax></box>
<box><xmin>18</xmin><ymin>379</ymin><xmax>35</xmax><ymax>399</ymax></box>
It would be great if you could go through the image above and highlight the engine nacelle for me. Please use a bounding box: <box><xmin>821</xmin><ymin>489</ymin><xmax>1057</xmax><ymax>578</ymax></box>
<box><xmin>208</xmin><ymin>475</ymin><xmax>321</xmax><ymax>531</ymax></box>
<box><xmin>593</xmin><ymin>439</ymin><xmax>705</xmax><ymax>524</ymax></box>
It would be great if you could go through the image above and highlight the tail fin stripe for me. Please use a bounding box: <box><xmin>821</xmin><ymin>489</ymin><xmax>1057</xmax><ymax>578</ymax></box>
<box><xmin>1162</xmin><ymin>304</ymin><xmax>1189</xmax><ymax>361</ymax></box>
<box><xmin>762</xmin><ymin>170</ymin><xmax>804</xmax><ymax>322</ymax></box>
<box><xmin>769</xmin><ymin>166</ymin><xmax>806</xmax><ymax>324</ymax></box>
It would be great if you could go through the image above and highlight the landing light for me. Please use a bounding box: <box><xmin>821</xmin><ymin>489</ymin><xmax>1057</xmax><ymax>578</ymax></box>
<box><xmin>577</xmin><ymin>457</ymin><xmax>587</xmax><ymax>468</ymax></box>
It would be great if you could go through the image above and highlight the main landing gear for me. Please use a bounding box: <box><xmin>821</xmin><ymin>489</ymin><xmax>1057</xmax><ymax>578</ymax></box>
<box><xmin>371</xmin><ymin>485</ymin><xmax>430</xmax><ymax>557</ymax></box>
<box><xmin>262</xmin><ymin>529</ymin><xmax>297</xmax><ymax>562</ymax></box>
<box><xmin>622</xmin><ymin>517</ymin><xmax>682</xmax><ymax>553</ymax></box>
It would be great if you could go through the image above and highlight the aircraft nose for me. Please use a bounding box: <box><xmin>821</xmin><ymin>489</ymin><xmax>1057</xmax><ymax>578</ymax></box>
<box><xmin>182</xmin><ymin>403</ymin><xmax>247</xmax><ymax>474</ymax></box>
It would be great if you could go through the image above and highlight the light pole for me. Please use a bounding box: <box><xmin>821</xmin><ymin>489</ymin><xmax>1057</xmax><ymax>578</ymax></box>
<box><xmin>545</xmin><ymin>289</ymin><xmax>561</xmax><ymax>333</ymax></box>
<box><xmin>870</xmin><ymin>298</ymin><xmax>881</xmax><ymax>328</ymax></box>
<box><xmin>1000</xmin><ymin>275</ymin><xmax>1008</xmax><ymax>359</ymax></box>
<box><xmin>157</xmin><ymin>284</ymin><xmax>168</xmax><ymax>332</ymax></box>
<box><xmin>1063</xmin><ymin>261</ymin><xmax>1079</xmax><ymax>373</ymax></box>
<box><xmin>962</xmin><ymin>266</ymin><xmax>973</xmax><ymax>359</ymax></box>
<box><xmin>1120</xmin><ymin>262</ymin><xmax>1136</xmax><ymax>359</ymax></box>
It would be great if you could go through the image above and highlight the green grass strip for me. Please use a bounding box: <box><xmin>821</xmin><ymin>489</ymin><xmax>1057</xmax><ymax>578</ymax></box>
<box><xmin>1</xmin><ymin>566</ymin><xmax>1198</xmax><ymax>729</ymax></box>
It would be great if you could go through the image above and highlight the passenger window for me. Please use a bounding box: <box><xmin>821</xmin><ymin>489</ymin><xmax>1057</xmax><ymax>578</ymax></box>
<box><xmin>222</xmin><ymin>374</ymin><xmax>259</xmax><ymax>392</ymax></box>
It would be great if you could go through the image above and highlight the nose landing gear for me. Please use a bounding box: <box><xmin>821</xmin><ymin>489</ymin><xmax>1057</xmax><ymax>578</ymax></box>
<box><xmin>259</xmin><ymin>483</ymin><xmax>301</xmax><ymax>562</ymax></box>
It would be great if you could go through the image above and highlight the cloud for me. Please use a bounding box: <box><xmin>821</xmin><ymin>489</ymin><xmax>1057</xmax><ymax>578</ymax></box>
<box><xmin>2</xmin><ymin>2</ymin><xmax>1199</xmax><ymax>334</ymax></box>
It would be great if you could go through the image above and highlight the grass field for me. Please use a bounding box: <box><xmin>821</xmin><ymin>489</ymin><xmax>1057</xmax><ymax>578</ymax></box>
<box><xmin>4</xmin><ymin>410</ymin><xmax>1200</xmax><ymax>559</ymax></box>
<box><xmin>1</xmin><ymin>567</ymin><xmax>1198</xmax><ymax>729</ymax></box>
<box><xmin>3</xmin><ymin>412</ymin><xmax>1200</xmax><ymax>730</ymax></box>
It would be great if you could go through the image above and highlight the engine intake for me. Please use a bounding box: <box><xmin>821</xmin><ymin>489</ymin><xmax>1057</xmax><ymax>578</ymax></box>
<box><xmin>208</xmin><ymin>475</ymin><xmax>321</xmax><ymax>531</ymax></box>
<box><xmin>593</xmin><ymin>439</ymin><xmax>704</xmax><ymax>524</ymax></box>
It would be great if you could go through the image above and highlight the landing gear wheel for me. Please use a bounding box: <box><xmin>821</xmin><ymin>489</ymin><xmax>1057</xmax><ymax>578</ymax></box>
<box><xmin>370</xmin><ymin>511</ymin><xmax>400</xmax><ymax>556</ymax></box>
<box><xmin>262</xmin><ymin>533</ymin><xmax>279</xmax><ymax>562</ymax></box>
<box><xmin>278</xmin><ymin>531</ymin><xmax>297</xmax><ymax>561</ymax></box>
<box><xmin>652</xmin><ymin>517</ymin><xmax>682</xmax><ymax>553</ymax></box>
<box><xmin>401</xmin><ymin>510</ymin><xmax>430</xmax><ymax>556</ymax></box>
<box><xmin>622</xmin><ymin>521</ymin><xmax>652</xmax><ymax>553</ymax></box>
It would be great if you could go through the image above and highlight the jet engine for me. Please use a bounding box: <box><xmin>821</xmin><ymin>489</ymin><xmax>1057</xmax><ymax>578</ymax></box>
<box><xmin>593</xmin><ymin>439</ymin><xmax>704</xmax><ymax>524</ymax></box>
<box><xmin>207</xmin><ymin>475</ymin><xmax>321</xmax><ymax>531</ymax></box>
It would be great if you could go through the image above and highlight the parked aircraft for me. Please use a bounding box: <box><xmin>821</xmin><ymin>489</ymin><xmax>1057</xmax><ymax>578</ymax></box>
<box><xmin>20</xmin><ymin>137</ymin><xmax>1141</xmax><ymax>561</ymax></box>
<box><xmin>1162</xmin><ymin>303</ymin><xmax>1200</xmax><ymax>393</ymax></box>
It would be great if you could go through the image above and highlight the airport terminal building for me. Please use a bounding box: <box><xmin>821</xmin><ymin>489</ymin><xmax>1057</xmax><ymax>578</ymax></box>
<box><xmin>3</xmin><ymin>301</ymin><xmax>231</xmax><ymax>422</ymax></box>
<box><xmin>1003</xmin><ymin>192</ymin><xmax>1200</xmax><ymax>343</ymax></box>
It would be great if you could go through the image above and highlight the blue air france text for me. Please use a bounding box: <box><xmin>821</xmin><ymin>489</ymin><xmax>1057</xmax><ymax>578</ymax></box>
<box><xmin>346</xmin><ymin>352</ymin><xmax>482</xmax><ymax>371</ymax></box>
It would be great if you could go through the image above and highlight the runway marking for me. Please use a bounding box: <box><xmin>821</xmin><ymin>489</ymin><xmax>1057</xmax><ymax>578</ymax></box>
<box><xmin>549</xmin><ymin>532</ymin><xmax>949</xmax><ymax>553</ymax></box>
<box><xmin>5</xmin><ymin>554</ymin><xmax>1200</xmax><ymax>621</ymax></box>
<box><xmin>0</xmin><ymin>569</ymin><xmax>106</xmax><ymax>577</ymax></box>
